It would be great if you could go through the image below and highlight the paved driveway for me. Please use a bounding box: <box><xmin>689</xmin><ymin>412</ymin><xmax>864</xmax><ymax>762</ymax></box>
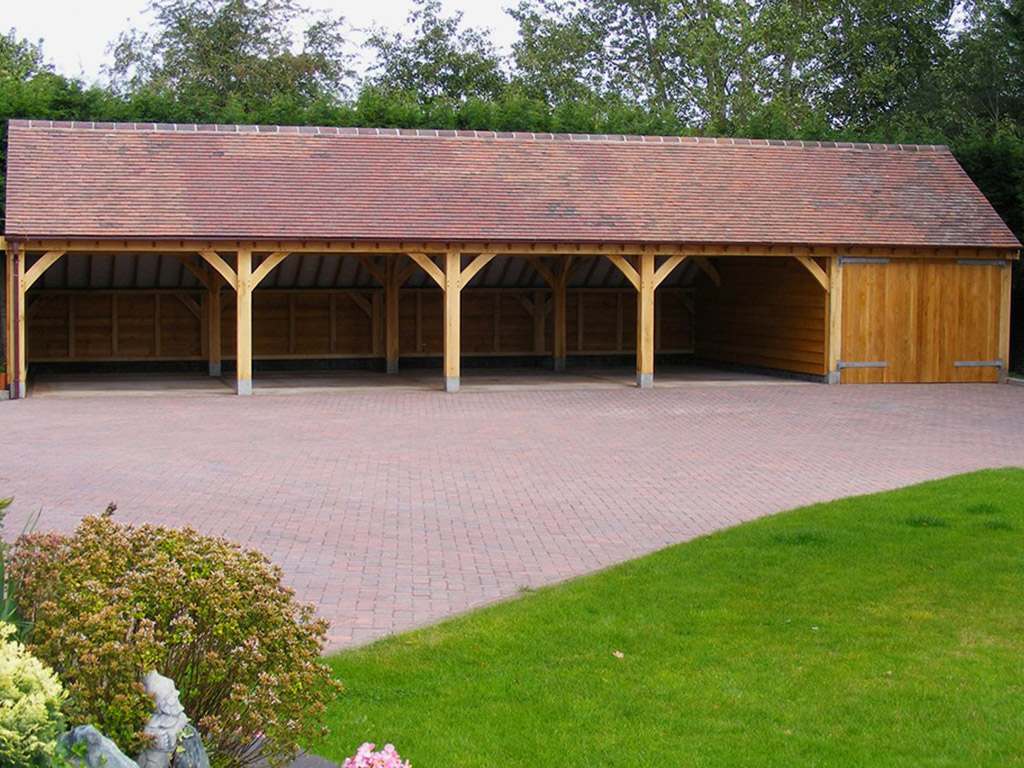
<box><xmin>2</xmin><ymin>381</ymin><xmax>1023</xmax><ymax>649</ymax></box>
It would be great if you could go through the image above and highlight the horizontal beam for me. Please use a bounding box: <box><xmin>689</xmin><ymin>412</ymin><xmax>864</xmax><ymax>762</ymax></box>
<box><xmin>11</xmin><ymin>238</ymin><xmax>1019</xmax><ymax>261</ymax></box>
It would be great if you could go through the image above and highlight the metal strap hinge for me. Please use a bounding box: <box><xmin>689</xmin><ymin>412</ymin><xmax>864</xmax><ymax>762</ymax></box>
<box><xmin>954</xmin><ymin>360</ymin><xmax>1003</xmax><ymax>368</ymax></box>
<box><xmin>837</xmin><ymin>361</ymin><xmax>888</xmax><ymax>369</ymax></box>
<box><xmin>839</xmin><ymin>257</ymin><xmax>890</xmax><ymax>266</ymax></box>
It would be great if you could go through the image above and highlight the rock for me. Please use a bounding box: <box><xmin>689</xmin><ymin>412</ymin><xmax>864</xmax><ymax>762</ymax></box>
<box><xmin>58</xmin><ymin>725</ymin><xmax>139</xmax><ymax>768</ymax></box>
<box><xmin>137</xmin><ymin>671</ymin><xmax>189</xmax><ymax>768</ymax></box>
<box><xmin>172</xmin><ymin>725</ymin><xmax>211</xmax><ymax>768</ymax></box>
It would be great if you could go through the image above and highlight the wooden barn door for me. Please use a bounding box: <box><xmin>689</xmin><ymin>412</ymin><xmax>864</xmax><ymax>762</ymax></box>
<box><xmin>840</xmin><ymin>258</ymin><xmax>1006</xmax><ymax>383</ymax></box>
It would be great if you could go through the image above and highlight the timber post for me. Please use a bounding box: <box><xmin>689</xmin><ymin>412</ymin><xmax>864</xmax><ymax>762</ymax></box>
<box><xmin>235</xmin><ymin>250</ymin><xmax>253</xmax><ymax>396</ymax></box>
<box><xmin>827</xmin><ymin>255</ymin><xmax>843</xmax><ymax>384</ymax></box>
<box><xmin>553</xmin><ymin>259</ymin><xmax>570</xmax><ymax>372</ymax></box>
<box><xmin>443</xmin><ymin>252</ymin><xmax>461</xmax><ymax>392</ymax></box>
<box><xmin>636</xmin><ymin>252</ymin><xmax>655</xmax><ymax>388</ymax></box>
<box><xmin>386</xmin><ymin>257</ymin><xmax>401</xmax><ymax>374</ymax></box>
<box><xmin>604</xmin><ymin>252</ymin><xmax>689</xmax><ymax>389</ymax></box>
<box><xmin>5</xmin><ymin>247</ymin><xmax>66</xmax><ymax>399</ymax></box>
<box><xmin>406</xmin><ymin>250</ymin><xmax>494</xmax><ymax>392</ymax></box>
<box><xmin>527</xmin><ymin>256</ymin><xmax>571</xmax><ymax>372</ymax></box>
<box><xmin>6</xmin><ymin>247</ymin><xmax>24</xmax><ymax>399</ymax></box>
<box><xmin>999</xmin><ymin>258</ymin><xmax>1012</xmax><ymax>384</ymax></box>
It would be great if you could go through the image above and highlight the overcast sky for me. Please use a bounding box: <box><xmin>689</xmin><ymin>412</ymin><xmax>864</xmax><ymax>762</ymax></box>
<box><xmin>4</xmin><ymin>0</ymin><xmax>521</xmax><ymax>83</ymax></box>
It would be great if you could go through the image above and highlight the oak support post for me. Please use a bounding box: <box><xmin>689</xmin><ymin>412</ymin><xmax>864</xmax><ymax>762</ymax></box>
<box><xmin>4</xmin><ymin>249</ymin><xmax>13</xmax><ymax>397</ymax></box>
<box><xmin>385</xmin><ymin>257</ymin><xmax>400</xmax><ymax>374</ymax></box>
<box><xmin>443</xmin><ymin>252</ymin><xmax>461</xmax><ymax>393</ymax></box>
<box><xmin>827</xmin><ymin>255</ymin><xmax>843</xmax><ymax>384</ymax></box>
<box><xmin>5</xmin><ymin>248</ymin><xmax>65</xmax><ymax>399</ymax></box>
<box><xmin>999</xmin><ymin>259</ymin><xmax>1012</xmax><ymax>384</ymax></box>
<box><xmin>6</xmin><ymin>249</ymin><xmax>25</xmax><ymax>399</ymax></box>
<box><xmin>235</xmin><ymin>250</ymin><xmax>253</xmax><ymax>395</ymax></box>
<box><xmin>533</xmin><ymin>289</ymin><xmax>545</xmax><ymax>354</ymax></box>
<box><xmin>208</xmin><ymin>277</ymin><xmax>222</xmax><ymax>377</ymax></box>
<box><xmin>10</xmin><ymin>249</ymin><xmax>32</xmax><ymax>399</ymax></box>
<box><xmin>636</xmin><ymin>252</ymin><xmax>655</xmax><ymax>389</ymax></box>
<box><xmin>553</xmin><ymin>260</ymin><xmax>569</xmax><ymax>372</ymax></box>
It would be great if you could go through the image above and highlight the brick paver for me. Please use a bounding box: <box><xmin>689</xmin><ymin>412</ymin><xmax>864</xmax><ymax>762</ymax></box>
<box><xmin>2</xmin><ymin>382</ymin><xmax>1023</xmax><ymax>648</ymax></box>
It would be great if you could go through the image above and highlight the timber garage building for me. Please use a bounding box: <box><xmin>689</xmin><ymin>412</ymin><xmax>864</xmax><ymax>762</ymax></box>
<box><xmin>3</xmin><ymin>119</ymin><xmax>1021</xmax><ymax>398</ymax></box>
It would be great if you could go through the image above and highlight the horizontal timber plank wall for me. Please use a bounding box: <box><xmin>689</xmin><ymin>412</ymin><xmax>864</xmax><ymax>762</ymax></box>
<box><xmin>695</xmin><ymin>257</ymin><xmax>827</xmax><ymax>376</ymax></box>
<box><xmin>26</xmin><ymin>287</ymin><xmax>694</xmax><ymax>362</ymax></box>
<box><xmin>840</xmin><ymin>259</ymin><xmax>1004</xmax><ymax>383</ymax></box>
<box><xmin>27</xmin><ymin>290</ymin><xmax>203</xmax><ymax>360</ymax></box>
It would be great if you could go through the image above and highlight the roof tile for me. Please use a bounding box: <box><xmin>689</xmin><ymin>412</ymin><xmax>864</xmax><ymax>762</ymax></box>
<box><xmin>3</xmin><ymin>120</ymin><xmax>1019</xmax><ymax>249</ymax></box>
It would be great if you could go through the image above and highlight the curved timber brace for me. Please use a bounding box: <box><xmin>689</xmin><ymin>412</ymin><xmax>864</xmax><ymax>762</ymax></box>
<box><xmin>788</xmin><ymin>255</ymin><xmax>841</xmax><ymax>384</ymax></box>
<box><xmin>193</xmin><ymin>250</ymin><xmax>292</xmax><ymax>395</ymax></box>
<box><xmin>353</xmin><ymin>255</ymin><xmax>418</xmax><ymax>374</ymax></box>
<box><xmin>5</xmin><ymin>246</ymin><xmax>66</xmax><ymax>399</ymax></box>
<box><xmin>604</xmin><ymin>252</ymin><xmax>690</xmax><ymax>388</ymax></box>
<box><xmin>406</xmin><ymin>252</ymin><xmax>496</xmax><ymax>392</ymax></box>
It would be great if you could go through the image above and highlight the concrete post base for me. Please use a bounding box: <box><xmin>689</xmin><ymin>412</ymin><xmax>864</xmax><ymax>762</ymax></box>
<box><xmin>826</xmin><ymin>370</ymin><xmax>841</xmax><ymax>385</ymax></box>
<box><xmin>386</xmin><ymin>359</ymin><xmax>399</xmax><ymax>374</ymax></box>
<box><xmin>444</xmin><ymin>377</ymin><xmax>460</xmax><ymax>393</ymax></box>
<box><xmin>10</xmin><ymin>381</ymin><xmax>26</xmax><ymax>399</ymax></box>
<box><xmin>553</xmin><ymin>358</ymin><xmax>567</xmax><ymax>372</ymax></box>
<box><xmin>209</xmin><ymin>362</ymin><xmax>222</xmax><ymax>377</ymax></box>
<box><xmin>637</xmin><ymin>372</ymin><xmax>654</xmax><ymax>389</ymax></box>
<box><xmin>236</xmin><ymin>380</ymin><xmax>252</xmax><ymax>396</ymax></box>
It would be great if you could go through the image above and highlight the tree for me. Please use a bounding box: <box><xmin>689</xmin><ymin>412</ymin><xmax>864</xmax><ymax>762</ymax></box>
<box><xmin>365</xmin><ymin>0</ymin><xmax>508</xmax><ymax>102</ymax></box>
<box><xmin>508</xmin><ymin>0</ymin><xmax>961</xmax><ymax>133</ymax></box>
<box><xmin>0</xmin><ymin>29</ymin><xmax>50</xmax><ymax>82</ymax></box>
<box><xmin>108</xmin><ymin>0</ymin><xmax>354</xmax><ymax>118</ymax></box>
<box><xmin>510</xmin><ymin>0</ymin><xmax>767</xmax><ymax>131</ymax></box>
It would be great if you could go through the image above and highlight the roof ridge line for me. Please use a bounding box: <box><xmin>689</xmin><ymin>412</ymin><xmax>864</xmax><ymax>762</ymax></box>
<box><xmin>7</xmin><ymin>119</ymin><xmax>951</xmax><ymax>153</ymax></box>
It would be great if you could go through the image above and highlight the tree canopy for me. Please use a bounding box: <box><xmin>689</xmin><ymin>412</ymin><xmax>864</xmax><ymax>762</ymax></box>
<box><xmin>0</xmin><ymin>0</ymin><xmax>1021</xmax><ymax>247</ymax></box>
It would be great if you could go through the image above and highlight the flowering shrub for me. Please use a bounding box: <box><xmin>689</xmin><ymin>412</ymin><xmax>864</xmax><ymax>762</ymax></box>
<box><xmin>342</xmin><ymin>743</ymin><xmax>412</xmax><ymax>768</ymax></box>
<box><xmin>0</xmin><ymin>622</ymin><xmax>67</xmax><ymax>767</ymax></box>
<box><xmin>12</xmin><ymin>515</ymin><xmax>342</xmax><ymax>768</ymax></box>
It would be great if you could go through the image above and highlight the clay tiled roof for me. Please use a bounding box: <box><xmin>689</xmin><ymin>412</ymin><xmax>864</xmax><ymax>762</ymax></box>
<box><xmin>4</xmin><ymin>120</ymin><xmax>1020</xmax><ymax>250</ymax></box>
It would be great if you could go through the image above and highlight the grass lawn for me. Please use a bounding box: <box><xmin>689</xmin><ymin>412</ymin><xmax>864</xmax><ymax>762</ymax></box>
<box><xmin>323</xmin><ymin>469</ymin><xmax>1024</xmax><ymax>767</ymax></box>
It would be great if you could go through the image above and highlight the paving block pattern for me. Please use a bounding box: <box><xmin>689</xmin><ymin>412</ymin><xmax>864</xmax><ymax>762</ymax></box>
<box><xmin>2</xmin><ymin>382</ymin><xmax>1023</xmax><ymax>648</ymax></box>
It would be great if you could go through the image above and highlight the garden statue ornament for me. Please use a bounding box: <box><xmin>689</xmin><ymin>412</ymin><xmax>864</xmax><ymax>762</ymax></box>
<box><xmin>137</xmin><ymin>670</ymin><xmax>188</xmax><ymax>768</ymax></box>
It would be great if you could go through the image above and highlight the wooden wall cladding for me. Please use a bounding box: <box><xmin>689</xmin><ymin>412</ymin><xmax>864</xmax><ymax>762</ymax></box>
<box><xmin>695</xmin><ymin>257</ymin><xmax>828</xmax><ymax>376</ymax></box>
<box><xmin>27</xmin><ymin>287</ymin><xmax>694</xmax><ymax>362</ymax></box>
<box><xmin>27</xmin><ymin>290</ymin><xmax>204</xmax><ymax>361</ymax></box>
<box><xmin>840</xmin><ymin>259</ymin><xmax>1004</xmax><ymax>383</ymax></box>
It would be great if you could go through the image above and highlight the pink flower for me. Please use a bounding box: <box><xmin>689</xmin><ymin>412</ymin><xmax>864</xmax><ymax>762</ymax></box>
<box><xmin>341</xmin><ymin>742</ymin><xmax>411</xmax><ymax>768</ymax></box>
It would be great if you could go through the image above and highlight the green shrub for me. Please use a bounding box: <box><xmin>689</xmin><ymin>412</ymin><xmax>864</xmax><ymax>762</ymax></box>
<box><xmin>0</xmin><ymin>622</ymin><xmax>67</xmax><ymax>767</ymax></box>
<box><xmin>2</xmin><ymin>500</ymin><xmax>39</xmax><ymax>640</ymax></box>
<box><xmin>12</xmin><ymin>516</ymin><xmax>342</xmax><ymax>768</ymax></box>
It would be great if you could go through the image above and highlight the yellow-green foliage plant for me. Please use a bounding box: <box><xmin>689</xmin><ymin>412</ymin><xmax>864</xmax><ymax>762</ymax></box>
<box><xmin>12</xmin><ymin>516</ymin><xmax>342</xmax><ymax>768</ymax></box>
<box><xmin>0</xmin><ymin>622</ymin><xmax>67</xmax><ymax>767</ymax></box>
